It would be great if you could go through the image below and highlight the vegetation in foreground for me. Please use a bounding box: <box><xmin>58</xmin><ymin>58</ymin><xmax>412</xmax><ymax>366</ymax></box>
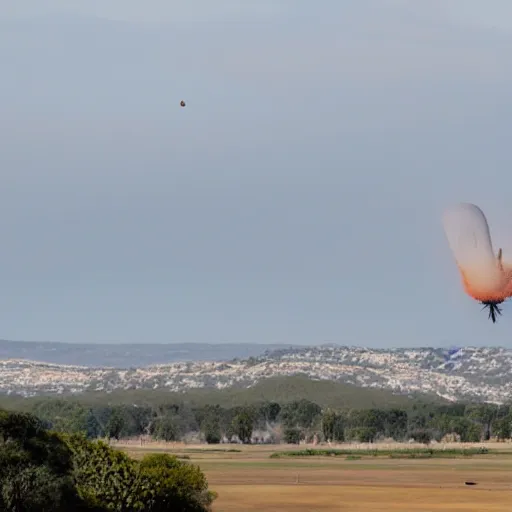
<box><xmin>0</xmin><ymin>409</ymin><xmax>216</xmax><ymax>511</ymax></box>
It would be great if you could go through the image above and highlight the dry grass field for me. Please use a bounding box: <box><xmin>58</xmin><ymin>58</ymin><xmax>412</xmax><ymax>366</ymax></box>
<box><xmin>119</xmin><ymin>441</ymin><xmax>512</xmax><ymax>511</ymax></box>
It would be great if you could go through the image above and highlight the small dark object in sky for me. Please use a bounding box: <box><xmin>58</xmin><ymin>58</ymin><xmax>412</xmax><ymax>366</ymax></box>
<box><xmin>464</xmin><ymin>481</ymin><xmax>477</xmax><ymax>486</ymax></box>
<box><xmin>180</xmin><ymin>100</ymin><xmax>186</xmax><ymax>107</ymax></box>
<box><xmin>481</xmin><ymin>301</ymin><xmax>503</xmax><ymax>323</ymax></box>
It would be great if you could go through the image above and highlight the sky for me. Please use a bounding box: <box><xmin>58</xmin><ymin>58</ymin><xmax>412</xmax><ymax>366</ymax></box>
<box><xmin>1</xmin><ymin>1</ymin><xmax>512</xmax><ymax>347</ymax></box>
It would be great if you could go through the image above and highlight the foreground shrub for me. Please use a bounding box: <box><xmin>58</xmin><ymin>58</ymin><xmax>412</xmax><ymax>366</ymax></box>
<box><xmin>66</xmin><ymin>435</ymin><xmax>144</xmax><ymax>510</ymax></box>
<box><xmin>0</xmin><ymin>411</ymin><xmax>86</xmax><ymax>511</ymax></box>
<box><xmin>67</xmin><ymin>435</ymin><xmax>216</xmax><ymax>511</ymax></box>
<box><xmin>139</xmin><ymin>453</ymin><xmax>216</xmax><ymax>511</ymax></box>
<box><xmin>0</xmin><ymin>409</ymin><xmax>216</xmax><ymax>512</ymax></box>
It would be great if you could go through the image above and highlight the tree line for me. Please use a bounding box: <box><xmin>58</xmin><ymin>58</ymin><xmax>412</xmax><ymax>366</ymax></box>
<box><xmin>12</xmin><ymin>396</ymin><xmax>512</xmax><ymax>445</ymax></box>
<box><xmin>0</xmin><ymin>408</ymin><xmax>216</xmax><ymax>511</ymax></box>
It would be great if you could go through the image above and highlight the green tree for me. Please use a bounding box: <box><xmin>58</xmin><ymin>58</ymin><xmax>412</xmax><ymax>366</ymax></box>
<box><xmin>128</xmin><ymin>405</ymin><xmax>154</xmax><ymax>436</ymax></box>
<box><xmin>0</xmin><ymin>410</ymin><xmax>85</xmax><ymax>511</ymax></box>
<box><xmin>280</xmin><ymin>400</ymin><xmax>321</xmax><ymax>429</ymax></box>
<box><xmin>259</xmin><ymin>402</ymin><xmax>281</xmax><ymax>425</ymax></box>
<box><xmin>448</xmin><ymin>417</ymin><xmax>481</xmax><ymax>442</ymax></box>
<box><xmin>67</xmin><ymin>434</ymin><xmax>217</xmax><ymax>511</ymax></box>
<box><xmin>493</xmin><ymin>414</ymin><xmax>512</xmax><ymax>441</ymax></box>
<box><xmin>232</xmin><ymin>409</ymin><xmax>254</xmax><ymax>444</ymax></box>
<box><xmin>31</xmin><ymin>400</ymin><xmax>91</xmax><ymax>436</ymax></box>
<box><xmin>0</xmin><ymin>411</ymin><xmax>44</xmax><ymax>445</ymax></box>
<box><xmin>465</xmin><ymin>404</ymin><xmax>497</xmax><ymax>440</ymax></box>
<box><xmin>201</xmin><ymin>417</ymin><xmax>222</xmax><ymax>444</ymax></box>
<box><xmin>349</xmin><ymin>409</ymin><xmax>386</xmax><ymax>435</ymax></box>
<box><xmin>0</xmin><ymin>465</ymin><xmax>82</xmax><ymax>512</ymax></box>
<box><xmin>383</xmin><ymin>409</ymin><xmax>408</xmax><ymax>440</ymax></box>
<box><xmin>66</xmin><ymin>434</ymin><xmax>144</xmax><ymax>511</ymax></box>
<box><xmin>322</xmin><ymin>410</ymin><xmax>344</xmax><ymax>442</ymax></box>
<box><xmin>283</xmin><ymin>427</ymin><xmax>301</xmax><ymax>444</ymax></box>
<box><xmin>105</xmin><ymin>408</ymin><xmax>124</xmax><ymax>441</ymax></box>
<box><xmin>139</xmin><ymin>453</ymin><xmax>216</xmax><ymax>511</ymax></box>
<box><xmin>153</xmin><ymin>415</ymin><xmax>180</xmax><ymax>442</ymax></box>
<box><xmin>84</xmin><ymin>409</ymin><xmax>103</xmax><ymax>439</ymax></box>
<box><xmin>345</xmin><ymin>427</ymin><xmax>378</xmax><ymax>443</ymax></box>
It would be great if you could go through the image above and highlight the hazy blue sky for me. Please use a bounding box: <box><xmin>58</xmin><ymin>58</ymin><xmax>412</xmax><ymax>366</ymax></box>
<box><xmin>2</xmin><ymin>1</ymin><xmax>512</xmax><ymax>346</ymax></box>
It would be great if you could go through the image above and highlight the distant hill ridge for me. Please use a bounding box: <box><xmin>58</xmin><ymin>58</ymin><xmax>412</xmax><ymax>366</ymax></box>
<box><xmin>0</xmin><ymin>339</ymin><xmax>296</xmax><ymax>366</ymax></box>
<box><xmin>0</xmin><ymin>341</ymin><xmax>510</xmax><ymax>403</ymax></box>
